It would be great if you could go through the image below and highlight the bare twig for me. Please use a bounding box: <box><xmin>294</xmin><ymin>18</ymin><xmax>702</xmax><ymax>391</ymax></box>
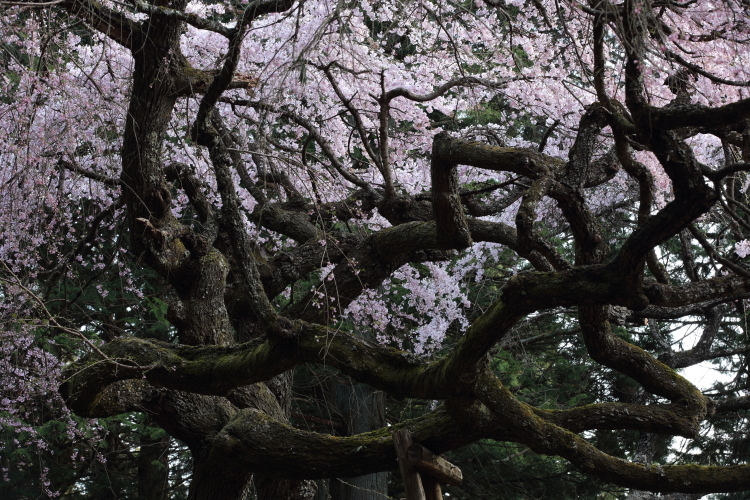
<box><xmin>0</xmin><ymin>262</ymin><xmax>155</xmax><ymax>373</ymax></box>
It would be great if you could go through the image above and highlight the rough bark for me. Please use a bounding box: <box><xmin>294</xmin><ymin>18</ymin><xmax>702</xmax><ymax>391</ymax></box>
<box><xmin>328</xmin><ymin>375</ymin><xmax>388</xmax><ymax>500</ymax></box>
<box><xmin>137</xmin><ymin>419</ymin><xmax>170</xmax><ymax>500</ymax></box>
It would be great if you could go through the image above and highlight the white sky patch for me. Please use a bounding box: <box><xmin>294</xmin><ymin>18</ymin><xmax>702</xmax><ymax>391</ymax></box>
<box><xmin>680</xmin><ymin>362</ymin><xmax>734</xmax><ymax>391</ymax></box>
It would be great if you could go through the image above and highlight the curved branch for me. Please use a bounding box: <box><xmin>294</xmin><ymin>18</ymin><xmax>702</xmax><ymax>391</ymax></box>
<box><xmin>431</xmin><ymin>134</ymin><xmax>564</xmax><ymax>179</ymax></box>
<box><xmin>688</xmin><ymin>224</ymin><xmax>750</xmax><ymax>278</ymax></box>
<box><xmin>57</xmin><ymin>157</ymin><xmax>121</xmax><ymax>187</ymax></box>
<box><xmin>516</xmin><ymin>176</ymin><xmax>571</xmax><ymax>270</ymax></box>
<box><xmin>431</xmin><ymin>131</ymin><xmax>472</xmax><ymax>249</ymax></box>
<box><xmin>59</xmin><ymin>0</ymin><xmax>140</xmax><ymax>49</ymax></box>
<box><xmin>578</xmin><ymin>304</ymin><xmax>708</xmax><ymax>425</ymax></box>
<box><xmin>316</xmin><ymin>63</ymin><xmax>384</xmax><ymax>175</ymax></box>
<box><xmin>63</xmin><ymin>260</ymin><xmax>667</xmax><ymax>417</ymax></box>
<box><xmin>241</xmin><ymin>100</ymin><xmax>373</xmax><ymax>191</ymax></box>
<box><xmin>702</xmin><ymin>162</ymin><xmax>750</xmax><ymax>182</ymax></box>
<box><xmin>133</xmin><ymin>0</ymin><xmax>232</xmax><ymax>37</ymax></box>
<box><xmin>477</xmin><ymin>372</ymin><xmax>750</xmax><ymax>494</ymax></box>
<box><xmin>644</xmin><ymin>275</ymin><xmax>750</xmax><ymax>307</ymax></box>
<box><xmin>384</xmin><ymin>76</ymin><xmax>517</xmax><ymax>103</ymax></box>
<box><xmin>164</xmin><ymin>162</ymin><xmax>215</xmax><ymax>226</ymax></box>
<box><xmin>665</xmin><ymin>50</ymin><xmax>750</xmax><ymax>88</ymax></box>
<box><xmin>641</xmin><ymin>98</ymin><xmax>750</xmax><ymax>133</ymax></box>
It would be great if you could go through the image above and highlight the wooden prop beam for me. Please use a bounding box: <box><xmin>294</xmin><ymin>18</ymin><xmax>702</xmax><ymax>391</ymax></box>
<box><xmin>408</xmin><ymin>442</ymin><xmax>463</xmax><ymax>486</ymax></box>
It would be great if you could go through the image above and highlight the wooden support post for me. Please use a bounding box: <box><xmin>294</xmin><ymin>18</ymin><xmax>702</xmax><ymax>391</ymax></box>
<box><xmin>407</xmin><ymin>443</ymin><xmax>463</xmax><ymax>486</ymax></box>
<box><xmin>393</xmin><ymin>430</ymin><xmax>426</xmax><ymax>500</ymax></box>
<box><xmin>421</xmin><ymin>474</ymin><xmax>443</xmax><ymax>500</ymax></box>
<box><xmin>394</xmin><ymin>431</ymin><xmax>463</xmax><ymax>500</ymax></box>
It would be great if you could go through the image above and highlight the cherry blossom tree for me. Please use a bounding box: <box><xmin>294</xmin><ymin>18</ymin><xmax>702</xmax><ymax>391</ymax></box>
<box><xmin>3</xmin><ymin>0</ymin><xmax>750</xmax><ymax>498</ymax></box>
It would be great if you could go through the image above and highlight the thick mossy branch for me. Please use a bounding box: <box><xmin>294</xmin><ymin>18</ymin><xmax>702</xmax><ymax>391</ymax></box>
<box><xmin>640</xmin><ymin>98</ymin><xmax>750</xmax><ymax>132</ymax></box>
<box><xmin>61</xmin><ymin>335</ymin><xmax>296</xmax><ymax>416</ymax></box>
<box><xmin>78</xmin><ymin>376</ymin><xmax>748</xmax><ymax>488</ymax></box>
<box><xmin>477</xmin><ymin>373</ymin><xmax>750</xmax><ymax>494</ymax></box>
<box><xmin>60</xmin><ymin>286</ymin><xmax>750</xmax><ymax>489</ymax></box>
<box><xmin>62</xmin><ymin>261</ymin><xmax>750</xmax><ymax>416</ymax></box>
<box><xmin>60</xmin><ymin>0</ymin><xmax>142</xmax><ymax>49</ymax></box>
<box><xmin>208</xmin><ymin>407</ymin><xmax>485</xmax><ymax>478</ymax></box>
<box><xmin>643</xmin><ymin>275</ymin><xmax>750</xmax><ymax>307</ymax></box>
<box><xmin>56</xmin><ymin>265</ymin><xmax>610</xmax><ymax>414</ymax></box>
<box><xmin>431</xmin><ymin>132</ymin><xmax>473</xmax><ymax>249</ymax></box>
<box><xmin>431</xmin><ymin>134</ymin><xmax>565</xmax><ymax>178</ymax></box>
<box><xmin>537</xmin><ymin>401</ymin><xmax>712</xmax><ymax>436</ymax></box>
<box><xmin>579</xmin><ymin>304</ymin><xmax>709</xmax><ymax>432</ymax></box>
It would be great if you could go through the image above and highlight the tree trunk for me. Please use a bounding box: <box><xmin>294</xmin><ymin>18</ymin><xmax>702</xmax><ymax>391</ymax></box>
<box><xmin>137</xmin><ymin>421</ymin><xmax>169</xmax><ymax>500</ymax></box>
<box><xmin>187</xmin><ymin>454</ymin><xmax>254</xmax><ymax>500</ymax></box>
<box><xmin>256</xmin><ymin>476</ymin><xmax>318</xmax><ymax>500</ymax></box>
<box><xmin>329</xmin><ymin>377</ymin><xmax>388</xmax><ymax>500</ymax></box>
<box><xmin>315</xmin><ymin>479</ymin><xmax>331</xmax><ymax>500</ymax></box>
<box><xmin>102</xmin><ymin>422</ymin><xmax>127</xmax><ymax>500</ymax></box>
